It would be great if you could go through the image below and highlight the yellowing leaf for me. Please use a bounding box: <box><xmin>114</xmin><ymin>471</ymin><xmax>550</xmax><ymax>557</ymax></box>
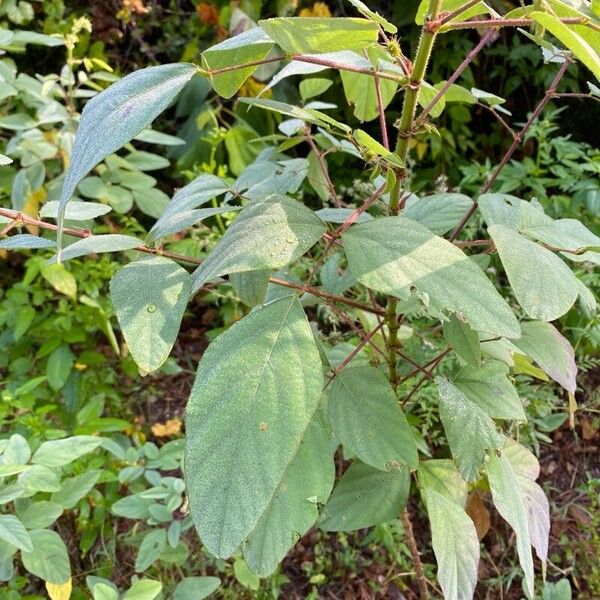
<box><xmin>151</xmin><ymin>418</ymin><xmax>182</xmax><ymax>437</ymax></box>
<box><xmin>46</xmin><ymin>578</ymin><xmax>72</xmax><ymax>600</ymax></box>
<box><xmin>23</xmin><ymin>187</ymin><xmax>47</xmax><ymax>235</ymax></box>
<box><xmin>299</xmin><ymin>2</ymin><xmax>332</xmax><ymax>17</ymax></box>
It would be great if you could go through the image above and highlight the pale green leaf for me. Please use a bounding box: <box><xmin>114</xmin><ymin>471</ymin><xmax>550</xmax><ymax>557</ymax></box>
<box><xmin>488</xmin><ymin>224</ymin><xmax>579</xmax><ymax>321</ymax></box>
<box><xmin>243</xmin><ymin>410</ymin><xmax>334</xmax><ymax>576</ymax></box>
<box><xmin>110</xmin><ymin>256</ymin><xmax>191</xmax><ymax>373</ymax></box>
<box><xmin>0</xmin><ymin>515</ymin><xmax>32</xmax><ymax>552</ymax></box>
<box><xmin>342</xmin><ymin>217</ymin><xmax>520</xmax><ymax>338</ymax></box>
<box><xmin>202</xmin><ymin>28</ymin><xmax>274</xmax><ymax>98</ymax></box>
<box><xmin>453</xmin><ymin>360</ymin><xmax>525</xmax><ymax>420</ymax></box>
<box><xmin>21</xmin><ymin>530</ymin><xmax>70</xmax><ymax>584</ymax></box>
<box><xmin>32</xmin><ymin>435</ymin><xmax>102</xmax><ymax>467</ymax></box>
<box><xmin>135</xmin><ymin>529</ymin><xmax>167</xmax><ymax>572</ymax></box>
<box><xmin>486</xmin><ymin>453</ymin><xmax>535</xmax><ymax>599</ymax></box>
<box><xmin>436</xmin><ymin>377</ymin><xmax>504</xmax><ymax>482</ymax></box>
<box><xmin>57</xmin><ymin>64</ymin><xmax>197</xmax><ymax>231</ymax></box>
<box><xmin>49</xmin><ymin>234</ymin><xmax>141</xmax><ymax>263</ymax></box>
<box><xmin>347</xmin><ymin>0</ymin><xmax>397</xmax><ymax>32</ymax></box>
<box><xmin>418</xmin><ymin>459</ymin><xmax>468</xmax><ymax>507</ymax></box>
<box><xmin>51</xmin><ymin>471</ymin><xmax>101</xmax><ymax>509</ymax></box>
<box><xmin>230</xmin><ymin>270</ymin><xmax>271</xmax><ymax>307</ymax></box>
<box><xmin>443</xmin><ymin>314</ymin><xmax>481</xmax><ymax>367</ymax></box>
<box><xmin>173</xmin><ymin>577</ymin><xmax>221</xmax><ymax>600</ymax></box>
<box><xmin>0</xmin><ymin>234</ymin><xmax>55</xmax><ymax>250</ymax></box>
<box><xmin>402</xmin><ymin>193</ymin><xmax>473</xmax><ymax>235</ymax></box>
<box><xmin>319</xmin><ymin>460</ymin><xmax>410</xmax><ymax>531</ymax></box>
<box><xmin>40</xmin><ymin>200</ymin><xmax>111</xmax><ymax>220</ymax></box>
<box><xmin>423</xmin><ymin>488</ymin><xmax>479</xmax><ymax>600</ymax></box>
<box><xmin>328</xmin><ymin>365</ymin><xmax>418</xmax><ymax>471</ymax></box>
<box><xmin>512</xmin><ymin>321</ymin><xmax>576</xmax><ymax>394</ymax></box>
<box><xmin>123</xmin><ymin>579</ymin><xmax>162</xmax><ymax>600</ymax></box>
<box><xmin>191</xmin><ymin>195</ymin><xmax>326</xmax><ymax>292</ymax></box>
<box><xmin>17</xmin><ymin>501</ymin><xmax>63</xmax><ymax>529</ymax></box>
<box><xmin>185</xmin><ymin>296</ymin><xmax>323</xmax><ymax>558</ymax></box>
<box><xmin>258</xmin><ymin>17</ymin><xmax>379</xmax><ymax>54</ymax></box>
<box><xmin>418</xmin><ymin>0</ymin><xmax>490</xmax><ymax>25</ymax></box>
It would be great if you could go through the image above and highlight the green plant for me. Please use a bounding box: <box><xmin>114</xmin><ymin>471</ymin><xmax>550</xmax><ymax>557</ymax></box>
<box><xmin>2</xmin><ymin>0</ymin><xmax>600</xmax><ymax>598</ymax></box>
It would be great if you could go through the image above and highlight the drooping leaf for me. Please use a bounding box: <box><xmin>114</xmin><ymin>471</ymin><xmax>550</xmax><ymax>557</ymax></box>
<box><xmin>453</xmin><ymin>360</ymin><xmax>525</xmax><ymax>420</ymax></box>
<box><xmin>328</xmin><ymin>365</ymin><xmax>418</xmax><ymax>471</ymax></box>
<box><xmin>423</xmin><ymin>489</ymin><xmax>479</xmax><ymax>600</ymax></box>
<box><xmin>243</xmin><ymin>410</ymin><xmax>335</xmax><ymax>576</ymax></box>
<box><xmin>486</xmin><ymin>453</ymin><xmax>535</xmax><ymax>599</ymax></box>
<box><xmin>258</xmin><ymin>18</ymin><xmax>379</xmax><ymax>54</ymax></box>
<box><xmin>49</xmin><ymin>234</ymin><xmax>141</xmax><ymax>263</ymax></box>
<box><xmin>191</xmin><ymin>195</ymin><xmax>326</xmax><ymax>292</ymax></box>
<box><xmin>436</xmin><ymin>377</ymin><xmax>504</xmax><ymax>482</ymax></box>
<box><xmin>342</xmin><ymin>217</ymin><xmax>520</xmax><ymax>338</ymax></box>
<box><xmin>57</xmin><ymin>64</ymin><xmax>197</xmax><ymax>231</ymax></box>
<box><xmin>319</xmin><ymin>460</ymin><xmax>410</xmax><ymax>531</ymax></box>
<box><xmin>185</xmin><ymin>296</ymin><xmax>323</xmax><ymax>558</ymax></box>
<box><xmin>202</xmin><ymin>28</ymin><xmax>274</xmax><ymax>98</ymax></box>
<box><xmin>402</xmin><ymin>193</ymin><xmax>473</xmax><ymax>235</ymax></box>
<box><xmin>230</xmin><ymin>270</ymin><xmax>271</xmax><ymax>307</ymax></box>
<box><xmin>512</xmin><ymin>321</ymin><xmax>577</xmax><ymax>394</ymax></box>
<box><xmin>443</xmin><ymin>314</ymin><xmax>481</xmax><ymax>367</ymax></box>
<box><xmin>21</xmin><ymin>530</ymin><xmax>70</xmax><ymax>584</ymax></box>
<box><xmin>418</xmin><ymin>459</ymin><xmax>468</xmax><ymax>507</ymax></box>
<box><xmin>340</xmin><ymin>46</ymin><xmax>398</xmax><ymax>122</ymax></box>
<box><xmin>110</xmin><ymin>256</ymin><xmax>191</xmax><ymax>373</ymax></box>
<box><xmin>488</xmin><ymin>224</ymin><xmax>579</xmax><ymax>321</ymax></box>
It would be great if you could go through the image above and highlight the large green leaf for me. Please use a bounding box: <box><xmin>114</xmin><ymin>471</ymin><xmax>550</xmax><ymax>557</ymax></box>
<box><xmin>402</xmin><ymin>193</ymin><xmax>473</xmax><ymax>235</ymax></box>
<box><xmin>512</xmin><ymin>321</ymin><xmax>576</xmax><ymax>394</ymax></box>
<box><xmin>342</xmin><ymin>217</ymin><xmax>519</xmax><ymax>338</ymax></box>
<box><xmin>436</xmin><ymin>377</ymin><xmax>504</xmax><ymax>482</ymax></box>
<box><xmin>453</xmin><ymin>360</ymin><xmax>525</xmax><ymax>420</ymax></box>
<box><xmin>488</xmin><ymin>224</ymin><xmax>579</xmax><ymax>321</ymax></box>
<box><xmin>21</xmin><ymin>529</ymin><xmax>70</xmax><ymax>584</ymax></box>
<box><xmin>191</xmin><ymin>195</ymin><xmax>326</xmax><ymax>292</ymax></box>
<box><xmin>442</xmin><ymin>314</ymin><xmax>481</xmax><ymax>368</ymax></box>
<box><xmin>340</xmin><ymin>46</ymin><xmax>398</xmax><ymax>122</ymax></box>
<box><xmin>486</xmin><ymin>453</ymin><xmax>535</xmax><ymax>599</ymax></box>
<box><xmin>531</xmin><ymin>12</ymin><xmax>600</xmax><ymax>81</ymax></box>
<box><xmin>110</xmin><ymin>256</ymin><xmax>191</xmax><ymax>374</ymax></box>
<box><xmin>185</xmin><ymin>296</ymin><xmax>323</xmax><ymax>558</ymax></box>
<box><xmin>49</xmin><ymin>234</ymin><xmax>142</xmax><ymax>263</ymax></box>
<box><xmin>202</xmin><ymin>28</ymin><xmax>274</xmax><ymax>98</ymax></box>
<box><xmin>418</xmin><ymin>459</ymin><xmax>468</xmax><ymax>507</ymax></box>
<box><xmin>327</xmin><ymin>365</ymin><xmax>418</xmax><ymax>471</ymax></box>
<box><xmin>319</xmin><ymin>460</ymin><xmax>410</xmax><ymax>531</ymax></box>
<box><xmin>0</xmin><ymin>516</ymin><xmax>32</xmax><ymax>552</ymax></box>
<box><xmin>258</xmin><ymin>18</ymin><xmax>379</xmax><ymax>54</ymax></box>
<box><xmin>423</xmin><ymin>488</ymin><xmax>479</xmax><ymax>600</ymax></box>
<box><xmin>57</xmin><ymin>64</ymin><xmax>197</xmax><ymax>233</ymax></box>
<box><xmin>32</xmin><ymin>436</ymin><xmax>102</xmax><ymax>468</ymax></box>
<box><xmin>243</xmin><ymin>410</ymin><xmax>335</xmax><ymax>576</ymax></box>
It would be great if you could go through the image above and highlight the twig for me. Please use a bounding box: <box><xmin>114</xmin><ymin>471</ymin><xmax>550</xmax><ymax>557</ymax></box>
<box><xmin>306</xmin><ymin>128</ymin><xmax>342</xmax><ymax>207</ymax></box>
<box><xmin>375</xmin><ymin>75</ymin><xmax>390</xmax><ymax>150</ymax></box>
<box><xmin>439</xmin><ymin>16</ymin><xmax>595</xmax><ymax>31</ymax></box>
<box><xmin>402</xmin><ymin>507</ymin><xmax>429</xmax><ymax>600</ymax></box>
<box><xmin>439</xmin><ymin>0</ymin><xmax>484</xmax><ymax>25</ymax></box>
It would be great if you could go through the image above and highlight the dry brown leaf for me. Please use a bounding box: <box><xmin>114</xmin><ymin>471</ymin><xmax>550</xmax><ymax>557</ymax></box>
<box><xmin>466</xmin><ymin>491</ymin><xmax>491</xmax><ymax>541</ymax></box>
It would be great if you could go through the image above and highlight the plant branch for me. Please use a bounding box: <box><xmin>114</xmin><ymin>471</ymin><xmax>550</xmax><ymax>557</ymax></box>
<box><xmin>449</xmin><ymin>57</ymin><xmax>572</xmax><ymax>241</ymax></box>
<box><xmin>438</xmin><ymin>16</ymin><xmax>595</xmax><ymax>31</ymax></box>
<box><xmin>439</xmin><ymin>0</ymin><xmax>484</xmax><ymax>25</ymax></box>
<box><xmin>305</xmin><ymin>128</ymin><xmax>343</xmax><ymax>207</ymax></box>
<box><xmin>375</xmin><ymin>75</ymin><xmax>390</xmax><ymax>150</ymax></box>
<box><xmin>403</xmin><ymin>507</ymin><xmax>429</xmax><ymax>600</ymax></box>
<box><xmin>415</xmin><ymin>29</ymin><xmax>496</xmax><ymax>125</ymax></box>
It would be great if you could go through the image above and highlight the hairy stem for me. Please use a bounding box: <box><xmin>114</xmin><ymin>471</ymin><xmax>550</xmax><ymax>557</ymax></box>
<box><xmin>403</xmin><ymin>507</ymin><xmax>429</xmax><ymax>600</ymax></box>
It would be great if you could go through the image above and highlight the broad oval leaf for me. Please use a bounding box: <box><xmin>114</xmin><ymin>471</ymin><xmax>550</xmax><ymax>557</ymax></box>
<box><xmin>442</xmin><ymin>314</ymin><xmax>481</xmax><ymax>368</ymax></box>
<box><xmin>110</xmin><ymin>256</ymin><xmax>191</xmax><ymax>373</ymax></box>
<box><xmin>488</xmin><ymin>224</ymin><xmax>579</xmax><ymax>321</ymax></box>
<box><xmin>32</xmin><ymin>435</ymin><xmax>102</xmax><ymax>468</ymax></box>
<box><xmin>191</xmin><ymin>195</ymin><xmax>326</xmax><ymax>292</ymax></box>
<box><xmin>0</xmin><ymin>515</ymin><xmax>33</xmax><ymax>552</ymax></box>
<box><xmin>402</xmin><ymin>193</ymin><xmax>473</xmax><ymax>235</ymax></box>
<box><xmin>49</xmin><ymin>234</ymin><xmax>141</xmax><ymax>263</ymax></box>
<box><xmin>243</xmin><ymin>410</ymin><xmax>335</xmax><ymax>576</ymax></box>
<box><xmin>512</xmin><ymin>321</ymin><xmax>576</xmax><ymax>394</ymax></box>
<box><xmin>173</xmin><ymin>577</ymin><xmax>221</xmax><ymax>600</ymax></box>
<box><xmin>258</xmin><ymin>18</ymin><xmax>379</xmax><ymax>54</ymax></box>
<box><xmin>436</xmin><ymin>377</ymin><xmax>504</xmax><ymax>482</ymax></box>
<box><xmin>342</xmin><ymin>217</ymin><xmax>520</xmax><ymax>338</ymax></box>
<box><xmin>57</xmin><ymin>63</ymin><xmax>197</xmax><ymax>235</ymax></box>
<box><xmin>319</xmin><ymin>460</ymin><xmax>410</xmax><ymax>531</ymax></box>
<box><xmin>453</xmin><ymin>360</ymin><xmax>525</xmax><ymax>420</ymax></box>
<box><xmin>328</xmin><ymin>365</ymin><xmax>418</xmax><ymax>471</ymax></box>
<box><xmin>185</xmin><ymin>296</ymin><xmax>323</xmax><ymax>558</ymax></box>
<box><xmin>21</xmin><ymin>529</ymin><xmax>70</xmax><ymax>584</ymax></box>
<box><xmin>423</xmin><ymin>488</ymin><xmax>479</xmax><ymax>600</ymax></box>
<box><xmin>230</xmin><ymin>269</ymin><xmax>271</xmax><ymax>307</ymax></box>
<box><xmin>418</xmin><ymin>459</ymin><xmax>468</xmax><ymax>507</ymax></box>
